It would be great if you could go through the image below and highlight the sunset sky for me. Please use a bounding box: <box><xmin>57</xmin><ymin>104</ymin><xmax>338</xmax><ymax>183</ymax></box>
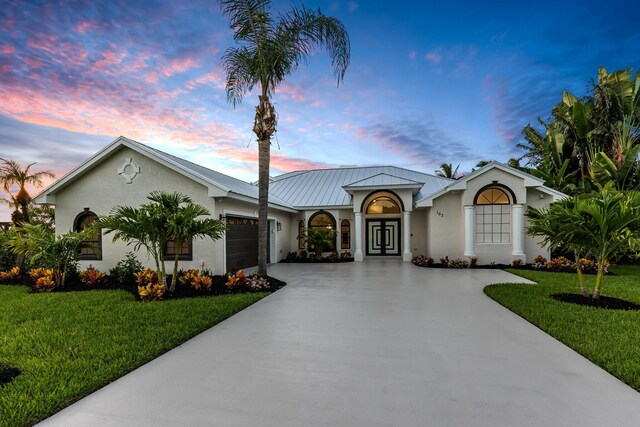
<box><xmin>1</xmin><ymin>0</ymin><xmax>639</xmax><ymax>221</ymax></box>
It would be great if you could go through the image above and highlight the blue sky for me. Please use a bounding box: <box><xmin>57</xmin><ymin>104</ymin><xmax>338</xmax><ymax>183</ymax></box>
<box><xmin>1</xmin><ymin>0</ymin><xmax>639</xmax><ymax>220</ymax></box>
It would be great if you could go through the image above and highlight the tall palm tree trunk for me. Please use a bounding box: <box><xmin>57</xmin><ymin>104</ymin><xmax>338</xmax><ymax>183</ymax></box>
<box><xmin>254</xmin><ymin>94</ymin><xmax>276</xmax><ymax>276</ymax></box>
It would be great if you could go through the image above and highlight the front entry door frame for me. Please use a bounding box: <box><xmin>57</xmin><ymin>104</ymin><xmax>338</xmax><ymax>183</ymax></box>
<box><xmin>365</xmin><ymin>218</ymin><xmax>401</xmax><ymax>256</ymax></box>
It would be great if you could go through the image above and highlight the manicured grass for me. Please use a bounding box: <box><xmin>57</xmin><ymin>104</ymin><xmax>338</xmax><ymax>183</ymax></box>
<box><xmin>485</xmin><ymin>266</ymin><xmax>640</xmax><ymax>391</ymax></box>
<box><xmin>0</xmin><ymin>286</ymin><xmax>268</xmax><ymax>427</ymax></box>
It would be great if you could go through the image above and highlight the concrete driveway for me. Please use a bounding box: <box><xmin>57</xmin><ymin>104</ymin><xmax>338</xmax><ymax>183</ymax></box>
<box><xmin>40</xmin><ymin>260</ymin><xmax>640</xmax><ymax>426</ymax></box>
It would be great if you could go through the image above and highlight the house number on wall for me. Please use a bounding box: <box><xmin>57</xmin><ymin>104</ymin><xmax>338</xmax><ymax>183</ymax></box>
<box><xmin>436</xmin><ymin>211</ymin><xmax>444</xmax><ymax>217</ymax></box>
<box><xmin>117</xmin><ymin>157</ymin><xmax>140</xmax><ymax>184</ymax></box>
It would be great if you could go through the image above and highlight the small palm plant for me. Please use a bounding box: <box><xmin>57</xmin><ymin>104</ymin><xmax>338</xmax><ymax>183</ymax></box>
<box><xmin>99</xmin><ymin>192</ymin><xmax>226</xmax><ymax>292</ymax></box>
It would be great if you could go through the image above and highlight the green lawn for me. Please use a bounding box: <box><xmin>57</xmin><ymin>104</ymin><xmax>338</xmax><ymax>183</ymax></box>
<box><xmin>0</xmin><ymin>286</ymin><xmax>268</xmax><ymax>427</ymax></box>
<box><xmin>485</xmin><ymin>265</ymin><xmax>640</xmax><ymax>391</ymax></box>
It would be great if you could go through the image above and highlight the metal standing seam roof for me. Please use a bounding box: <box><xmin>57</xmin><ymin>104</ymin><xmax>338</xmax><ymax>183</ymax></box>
<box><xmin>344</xmin><ymin>173</ymin><xmax>424</xmax><ymax>188</ymax></box>
<box><xmin>142</xmin><ymin>144</ymin><xmax>295</xmax><ymax>208</ymax></box>
<box><xmin>269</xmin><ymin>166</ymin><xmax>453</xmax><ymax>208</ymax></box>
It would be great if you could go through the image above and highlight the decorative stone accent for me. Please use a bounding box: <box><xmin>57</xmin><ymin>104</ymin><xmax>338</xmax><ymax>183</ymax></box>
<box><xmin>117</xmin><ymin>157</ymin><xmax>140</xmax><ymax>184</ymax></box>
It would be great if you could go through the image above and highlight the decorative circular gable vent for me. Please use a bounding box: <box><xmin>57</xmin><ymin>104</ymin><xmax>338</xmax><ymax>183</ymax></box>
<box><xmin>117</xmin><ymin>157</ymin><xmax>140</xmax><ymax>184</ymax></box>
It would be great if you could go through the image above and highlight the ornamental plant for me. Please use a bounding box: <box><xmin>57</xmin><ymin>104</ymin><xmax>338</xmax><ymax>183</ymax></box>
<box><xmin>0</xmin><ymin>266</ymin><xmax>21</xmax><ymax>283</ymax></box>
<box><xmin>179</xmin><ymin>269</ymin><xmax>213</xmax><ymax>291</ymax></box>
<box><xmin>440</xmin><ymin>256</ymin><xmax>450</xmax><ymax>267</ymax></box>
<box><xmin>532</xmin><ymin>255</ymin><xmax>547</xmax><ymax>269</ymax></box>
<box><xmin>448</xmin><ymin>258</ymin><xmax>469</xmax><ymax>269</ymax></box>
<box><xmin>79</xmin><ymin>266</ymin><xmax>107</xmax><ymax>287</ymax></box>
<box><xmin>469</xmin><ymin>256</ymin><xmax>478</xmax><ymax>268</ymax></box>
<box><xmin>135</xmin><ymin>269</ymin><xmax>164</xmax><ymax>301</ymax></box>
<box><xmin>29</xmin><ymin>268</ymin><xmax>57</xmax><ymax>292</ymax></box>
<box><xmin>247</xmin><ymin>273</ymin><xmax>269</xmax><ymax>291</ymax></box>
<box><xmin>225</xmin><ymin>270</ymin><xmax>247</xmax><ymax>290</ymax></box>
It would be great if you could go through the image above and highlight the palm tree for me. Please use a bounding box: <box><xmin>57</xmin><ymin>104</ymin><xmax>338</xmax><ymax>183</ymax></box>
<box><xmin>220</xmin><ymin>0</ymin><xmax>350</xmax><ymax>275</ymax></box>
<box><xmin>526</xmin><ymin>198</ymin><xmax>591</xmax><ymax>297</ymax></box>
<box><xmin>573</xmin><ymin>187</ymin><xmax>640</xmax><ymax>299</ymax></box>
<box><xmin>152</xmin><ymin>192</ymin><xmax>226</xmax><ymax>292</ymax></box>
<box><xmin>100</xmin><ymin>192</ymin><xmax>226</xmax><ymax>292</ymax></box>
<box><xmin>0</xmin><ymin>159</ymin><xmax>54</xmax><ymax>225</ymax></box>
<box><xmin>435</xmin><ymin>163</ymin><xmax>460</xmax><ymax>179</ymax></box>
<box><xmin>99</xmin><ymin>204</ymin><xmax>168</xmax><ymax>285</ymax></box>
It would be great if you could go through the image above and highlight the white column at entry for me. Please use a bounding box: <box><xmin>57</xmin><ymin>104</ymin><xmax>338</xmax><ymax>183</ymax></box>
<box><xmin>354</xmin><ymin>212</ymin><xmax>363</xmax><ymax>261</ymax></box>
<box><xmin>402</xmin><ymin>211</ymin><xmax>412</xmax><ymax>261</ymax></box>
<box><xmin>512</xmin><ymin>204</ymin><xmax>525</xmax><ymax>257</ymax></box>
<box><xmin>464</xmin><ymin>205</ymin><xmax>475</xmax><ymax>256</ymax></box>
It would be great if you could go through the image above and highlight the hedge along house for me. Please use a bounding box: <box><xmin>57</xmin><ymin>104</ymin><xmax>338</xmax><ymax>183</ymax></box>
<box><xmin>35</xmin><ymin>136</ymin><xmax>565</xmax><ymax>273</ymax></box>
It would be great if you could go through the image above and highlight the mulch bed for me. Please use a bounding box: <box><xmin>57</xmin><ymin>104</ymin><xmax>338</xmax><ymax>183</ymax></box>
<box><xmin>551</xmin><ymin>293</ymin><xmax>640</xmax><ymax>311</ymax></box>
<box><xmin>0</xmin><ymin>365</ymin><xmax>21</xmax><ymax>387</ymax></box>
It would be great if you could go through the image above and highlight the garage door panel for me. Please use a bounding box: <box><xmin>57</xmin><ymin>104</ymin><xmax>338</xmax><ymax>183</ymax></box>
<box><xmin>226</xmin><ymin>216</ymin><xmax>269</xmax><ymax>272</ymax></box>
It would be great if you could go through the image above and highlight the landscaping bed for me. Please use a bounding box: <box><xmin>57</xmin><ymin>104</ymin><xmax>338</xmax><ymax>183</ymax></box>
<box><xmin>0</xmin><ymin>285</ymin><xmax>269</xmax><ymax>427</ymax></box>
<box><xmin>484</xmin><ymin>265</ymin><xmax>640</xmax><ymax>391</ymax></box>
<box><xmin>280</xmin><ymin>250</ymin><xmax>354</xmax><ymax>263</ymax></box>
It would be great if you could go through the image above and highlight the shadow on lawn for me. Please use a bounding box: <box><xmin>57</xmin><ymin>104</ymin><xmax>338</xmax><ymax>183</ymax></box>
<box><xmin>551</xmin><ymin>293</ymin><xmax>640</xmax><ymax>311</ymax></box>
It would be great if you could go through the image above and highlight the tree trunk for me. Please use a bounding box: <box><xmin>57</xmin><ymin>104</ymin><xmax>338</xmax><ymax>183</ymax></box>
<box><xmin>592</xmin><ymin>260</ymin><xmax>605</xmax><ymax>300</ymax></box>
<box><xmin>575</xmin><ymin>264</ymin><xmax>589</xmax><ymax>298</ymax></box>
<box><xmin>253</xmin><ymin>95</ymin><xmax>276</xmax><ymax>276</ymax></box>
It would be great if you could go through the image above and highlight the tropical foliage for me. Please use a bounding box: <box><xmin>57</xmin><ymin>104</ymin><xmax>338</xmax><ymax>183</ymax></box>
<box><xmin>519</xmin><ymin>67</ymin><xmax>640</xmax><ymax>194</ymax></box>
<box><xmin>300</xmin><ymin>227</ymin><xmax>337</xmax><ymax>259</ymax></box>
<box><xmin>0</xmin><ymin>158</ymin><xmax>54</xmax><ymax>225</ymax></box>
<box><xmin>435</xmin><ymin>163</ymin><xmax>461</xmax><ymax>179</ymax></box>
<box><xmin>526</xmin><ymin>186</ymin><xmax>640</xmax><ymax>299</ymax></box>
<box><xmin>220</xmin><ymin>0</ymin><xmax>350</xmax><ymax>275</ymax></box>
<box><xmin>98</xmin><ymin>191</ymin><xmax>226</xmax><ymax>292</ymax></box>
<box><xmin>7</xmin><ymin>223</ymin><xmax>91</xmax><ymax>288</ymax></box>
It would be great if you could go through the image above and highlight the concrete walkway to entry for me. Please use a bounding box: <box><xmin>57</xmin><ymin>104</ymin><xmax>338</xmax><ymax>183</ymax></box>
<box><xmin>40</xmin><ymin>260</ymin><xmax>640</xmax><ymax>426</ymax></box>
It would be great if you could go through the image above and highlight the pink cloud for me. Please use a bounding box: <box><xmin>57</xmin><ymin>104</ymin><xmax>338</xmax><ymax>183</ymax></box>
<box><xmin>278</xmin><ymin>83</ymin><xmax>307</xmax><ymax>102</ymax></box>
<box><xmin>0</xmin><ymin>44</ymin><xmax>15</xmax><ymax>55</ymax></box>
<box><xmin>184</xmin><ymin>70</ymin><xmax>224</xmax><ymax>90</ymax></box>
<box><xmin>161</xmin><ymin>57</ymin><xmax>201</xmax><ymax>77</ymax></box>
<box><xmin>145</xmin><ymin>71</ymin><xmax>159</xmax><ymax>83</ymax></box>
<box><xmin>27</xmin><ymin>32</ymin><xmax>88</xmax><ymax>67</ymax></box>
<box><xmin>91</xmin><ymin>50</ymin><xmax>127</xmax><ymax>72</ymax></box>
<box><xmin>23</xmin><ymin>57</ymin><xmax>43</xmax><ymax>68</ymax></box>
<box><xmin>74</xmin><ymin>21</ymin><xmax>99</xmax><ymax>34</ymax></box>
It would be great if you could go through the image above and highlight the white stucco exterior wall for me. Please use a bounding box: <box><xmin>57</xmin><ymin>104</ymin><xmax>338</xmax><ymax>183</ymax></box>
<box><xmin>54</xmin><ymin>147</ymin><xmax>217</xmax><ymax>273</ymax></box>
<box><xmin>427</xmin><ymin>191</ymin><xmax>463</xmax><ymax>260</ymax></box>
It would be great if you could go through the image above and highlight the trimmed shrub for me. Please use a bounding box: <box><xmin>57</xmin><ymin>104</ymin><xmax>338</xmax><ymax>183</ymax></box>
<box><xmin>440</xmin><ymin>256</ymin><xmax>450</xmax><ymax>268</ymax></box>
<box><xmin>412</xmin><ymin>255</ymin><xmax>433</xmax><ymax>267</ymax></box>
<box><xmin>109</xmin><ymin>253</ymin><xmax>143</xmax><ymax>291</ymax></box>
<box><xmin>511</xmin><ymin>259</ymin><xmax>523</xmax><ymax>267</ymax></box>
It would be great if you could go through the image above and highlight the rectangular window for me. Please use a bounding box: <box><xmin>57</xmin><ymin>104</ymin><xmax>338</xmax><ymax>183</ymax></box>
<box><xmin>341</xmin><ymin>220</ymin><xmax>350</xmax><ymax>249</ymax></box>
<box><xmin>163</xmin><ymin>240</ymin><xmax>193</xmax><ymax>261</ymax></box>
<box><xmin>475</xmin><ymin>205</ymin><xmax>510</xmax><ymax>243</ymax></box>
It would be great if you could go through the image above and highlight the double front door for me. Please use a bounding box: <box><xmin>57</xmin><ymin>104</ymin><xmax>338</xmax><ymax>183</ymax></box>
<box><xmin>366</xmin><ymin>219</ymin><xmax>400</xmax><ymax>256</ymax></box>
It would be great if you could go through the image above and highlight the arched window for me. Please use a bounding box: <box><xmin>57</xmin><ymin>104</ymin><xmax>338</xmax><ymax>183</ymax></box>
<box><xmin>308</xmin><ymin>211</ymin><xmax>336</xmax><ymax>251</ymax></box>
<box><xmin>474</xmin><ymin>186</ymin><xmax>511</xmax><ymax>244</ymax></box>
<box><xmin>73</xmin><ymin>209</ymin><xmax>101</xmax><ymax>260</ymax></box>
<box><xmin>298</xmin><ymin>220</ymin><xmax>305</xmax><ymax>250</ymax></box>
<box><xmin>341</xmin><ymin>219</ymin><xmax>350</xmax><ymax>249</ymax></box>
<box><xmin>366</xmin><ymin>196</ymin><xmax>400</xmax><ymax>214</ymax></box>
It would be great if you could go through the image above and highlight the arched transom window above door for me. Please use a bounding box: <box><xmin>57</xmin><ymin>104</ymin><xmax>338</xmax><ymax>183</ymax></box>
<box><xmin>366</xmin><ymin>196</ymin><xmax>400</xmax><ymax>214</ymax></box>
<box><xmin>475</xmin><ymin>187</ymin><xmax>510</xmax><ymax>205</ymax></box>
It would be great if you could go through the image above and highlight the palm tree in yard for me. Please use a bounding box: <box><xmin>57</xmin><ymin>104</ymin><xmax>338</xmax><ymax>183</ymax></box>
<box><xmin>220</xmin><ymin>0</ymin><xmax>350</xmax><ymax>275</ymax></box>
<box><xmin>0</xmin><ymin>159</ymin><xmax>54</xmax><ymax>225</ymax></box>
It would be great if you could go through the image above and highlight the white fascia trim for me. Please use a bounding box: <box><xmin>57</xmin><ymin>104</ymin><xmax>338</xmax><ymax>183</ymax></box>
<box><xmin>33</xmin><ymin>136</ymin><xmax>231</xmax><ymax>204</ymax></box>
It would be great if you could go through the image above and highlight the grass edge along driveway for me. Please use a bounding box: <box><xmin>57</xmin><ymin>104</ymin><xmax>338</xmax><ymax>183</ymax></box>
<box><xmin>484</xmin><ymin>266</ymin><xmax>640</xmax><ymax>392</ymax></box>
<box><xmin>0</xmin><ymin>286</ymin><xmax>268</xmax><ymax>427</ymax></box>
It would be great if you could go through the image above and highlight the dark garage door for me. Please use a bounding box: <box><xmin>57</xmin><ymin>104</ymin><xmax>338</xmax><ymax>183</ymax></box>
<box><xmin>226</xmin><ymin>216</ymin><xmax>268</xmax><ymax>271</ymax></box>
